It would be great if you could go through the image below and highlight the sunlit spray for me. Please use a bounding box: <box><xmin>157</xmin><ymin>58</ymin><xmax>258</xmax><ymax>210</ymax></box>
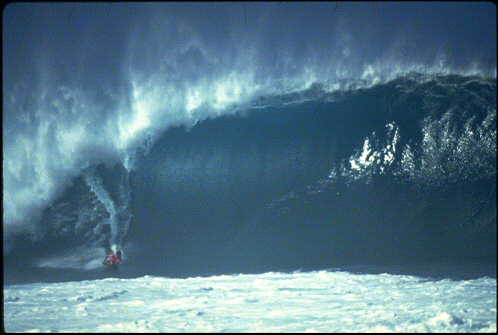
<box><xmin>83</xmin><ymin>170</ymin><xmax>118</xmax><ymax>252</ymax></box>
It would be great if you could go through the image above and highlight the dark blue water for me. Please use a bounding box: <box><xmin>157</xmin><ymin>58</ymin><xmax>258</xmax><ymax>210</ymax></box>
<box><xmin>129</xmin><ymin>74</ymin><xmax>497</xmax><ymax>275</ymax></box>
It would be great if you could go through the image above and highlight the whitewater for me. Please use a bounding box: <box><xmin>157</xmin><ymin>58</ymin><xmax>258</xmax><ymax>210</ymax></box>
<box><xmin>5</xmin><ymin>271</ymin><xmax>496</xmax><ymax>333</ymax></box>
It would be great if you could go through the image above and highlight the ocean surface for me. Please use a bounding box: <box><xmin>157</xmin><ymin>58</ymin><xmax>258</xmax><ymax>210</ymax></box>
<box><xmin>4</xmin><ymin>271</ymin><xmax>496</xmax><ymax>332</ymax></box>
<box><xmin>3</xmin><ymin>3</ymin><xmax>496</xmax><ymax>284</ymax></box>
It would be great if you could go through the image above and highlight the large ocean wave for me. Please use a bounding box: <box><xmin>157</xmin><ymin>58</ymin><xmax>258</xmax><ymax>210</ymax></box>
<box><xmin>3</xmin><ymin>3</ymin><xmax>496</xmax><ymax>279</ymax></box>
<box><xmin>4</xmin><ymin>72</ymin><xmax>496</xmax><ymax>277</ymax></box>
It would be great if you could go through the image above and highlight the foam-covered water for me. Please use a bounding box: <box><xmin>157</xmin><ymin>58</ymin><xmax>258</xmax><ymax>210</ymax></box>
<box><xmin>4</xmin><ymin>270</ymin><xmax>496</xmax><ymax>332</ymax></box>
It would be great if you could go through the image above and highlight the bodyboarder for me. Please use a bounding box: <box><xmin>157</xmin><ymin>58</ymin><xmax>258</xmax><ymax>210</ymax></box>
<box><xmin>103</xmin><ymin>250</ymin><xmax>122</xmax><ymax>266</ymax></box>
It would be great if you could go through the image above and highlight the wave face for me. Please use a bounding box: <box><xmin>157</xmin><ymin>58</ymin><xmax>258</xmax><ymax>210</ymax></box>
<box><xmin>3</xmin><ymin>3</ymin><xmax>496</xmax><ymax>279</ymax></box>
<box><xmin>130</xmin><ymin>74</ymin><xmax>497</xmax><ymax>273</ymax></box>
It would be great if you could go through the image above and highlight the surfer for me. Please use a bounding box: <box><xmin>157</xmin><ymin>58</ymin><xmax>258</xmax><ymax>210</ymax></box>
<box><xmin>103</xmin><ymin>250</ymin><xmax>122</xmax><ymax>266</ymax></box>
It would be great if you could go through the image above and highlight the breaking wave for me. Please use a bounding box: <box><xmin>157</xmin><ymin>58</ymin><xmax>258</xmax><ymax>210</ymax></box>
<box><xmin>5</xmin><ymin>71</ymin><xmax>495</xmax><ymax>276</ymax></box>
<box><xmin>3</xmin><ymin>4</ymin><xmax>496</xmax><ymax>278</ymax></box>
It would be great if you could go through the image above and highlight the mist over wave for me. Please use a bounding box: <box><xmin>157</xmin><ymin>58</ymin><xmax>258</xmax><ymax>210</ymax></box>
<box><xmin>3</xmin><ymin>3</ymin><xmax>496</xmax><ymax>280</ymax></box>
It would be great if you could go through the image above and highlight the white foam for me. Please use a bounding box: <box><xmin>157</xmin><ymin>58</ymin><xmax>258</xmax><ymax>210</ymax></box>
<box><xmin>35</xmin><ymin>246</ymin><xmax>105</xmax><ymax>270</ymax></box>
<box><xmin>5</xmin><ymin>270</ymin><xmax>496</xmax><ymax>332</ymax></box>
